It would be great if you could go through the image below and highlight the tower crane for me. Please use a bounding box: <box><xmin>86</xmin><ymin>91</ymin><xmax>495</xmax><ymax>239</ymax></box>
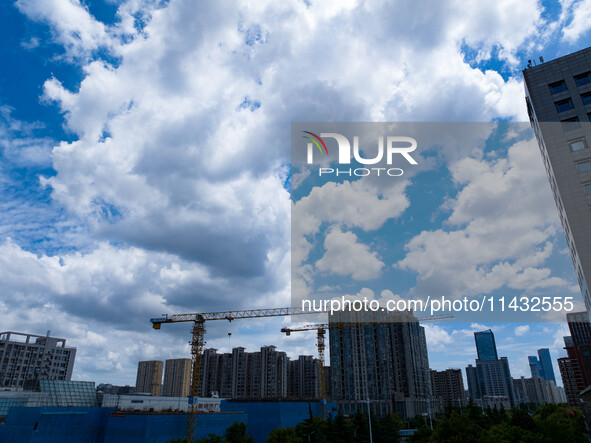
<box><xmin>150</xmin><ymin>307</ymin><xmax>310</xmax><ymax>442</ymax></box>
<box><xmin>281</xmin><ymin>314</ymin><xmax>454</xmax><ymax>401</ymax></box>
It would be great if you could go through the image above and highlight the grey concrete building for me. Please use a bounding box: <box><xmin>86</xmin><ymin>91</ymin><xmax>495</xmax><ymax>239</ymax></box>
<box><xmin>0</xmin><ymin>331</ymin><xmax>76</xmax><ymax>388</ymax></box>
<box><xmin>135</xmin><ymin>360</ymin><xmax>163</xmax><ymax>396</ymax></box>
<box><xmin>430</xmin><ymin>369</ymin><xmax>466</xmax><ymax>407</ymax></box>
<box><xmin>513</xmin><ymin>376</ymin><xmax>563</xmax><ymax>405</ymax></box>
<box><xmin>476</xmin><ymin>357</ymin><xmax>517</xmax><ymax>407</ymax></box>
<box><xmin>162</xmin><ymin>358</ymin><xmax>192</xmax><ymax>397</ymax></box>
<box><xmin>329</xmin><ymin>310</ymin><xmax>432</xmax><ymax>418</ymax></box>
<box><xmin>466</xmin><ymin>364</ymin><xmax>482</xmax><ymax>401</ymax></box>
<box><xmin>523</xmin><ymin>47</ymin><xmax>591</xmax><ymax>311</ymax></box>
<box><xmin>199</xmin><ymin>346</ymin><xmax>288</xmax><ymax>400</ymax></box>
<box><xmin>465</xmin><ymin>329</ymin><xmax>517</xmax><ymax>406</ymax></box>
<box><xmin>287</xmin><ymin>355</ymin><xmax>320</xmax><ymax>399</ymax></box>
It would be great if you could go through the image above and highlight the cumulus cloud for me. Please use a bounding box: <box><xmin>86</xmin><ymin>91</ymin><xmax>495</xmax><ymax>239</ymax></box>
<box><xmin>561</xmin><ymin>0</ymin><xmax>591</xmax><ymax>43</ymax></box>
<box><xmin>316</xmin><ymin>226</ymin><xmax>384</xmax><ymax>280</ymax></box>
<box><xmin>3</xmin><ymin>0</ymin><xmax>576</xmax><ymax>383</ymax></box>
<box><xmin>15</xmin><ymin>0</ymin><xmax>112</xmax><ymax>60</ymax></box>
<box><xmin>515</xmin><ymin>325</ymin><xmax>530</xmax><ymax>336</ymax></box>
<box><xmin>397</xmin><ymin>136</ymin><xmax>568</xmax><ymax>298</ymax></box>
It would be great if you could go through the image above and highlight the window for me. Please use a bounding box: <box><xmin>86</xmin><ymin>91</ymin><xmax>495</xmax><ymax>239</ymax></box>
<box><xmin>563</xmin><ymin>117</ymin><xmax>581</xmax><ymax>131</ymax></box>
<box><xmin>576</xmin><ymin>161</ymin><xmax>591</xmax><ymax>173</ymax></box>
<box><xmin>556</xmin><ymin>98</ymin><xmax>574</xmax><ymax>112</ymax></box>
<box><xmin>575</xmin><ymin>71</ymin><xmax>591</xmax><ymax>86</ymax></box>
<box><xmin>549</xmin><ymin>80</ymin><xmax>567</xmax><ymax>94</ymax></box>
<box><xmin>584</xmin><ymin>183</ymin><xmax>591</xmax><ymax>195</ymax></box>
<box><xmin>570</xmin><ymin>138</ymin><xmax>588</xmax><ymax>152</ymax></box>
<box><xmin>582</xmin><ymin>92</ymin><xmax>591</xmax><ymax>106</ymax></box>
<box><xmin>588</xmin><ymin>112</ymin><xmax>591</xmax><ymax>122</ymax></box>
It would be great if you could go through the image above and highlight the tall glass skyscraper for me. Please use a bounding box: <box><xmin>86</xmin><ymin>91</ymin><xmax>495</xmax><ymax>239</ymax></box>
<box><xmin>528</xmin><ymin>355</ymin><xmax>541</xmax><ymax>377</ymax></box>
<box><xmin>467</xmin><ymin>329</ymin><xmax>517</xmax><ymax>407</ymax></box>
<box><xmin>474</xmin><ymin>329</ymin><xmax>498</xmax><ymax>361</ymax></box>
<box><xmin>528</xmin><ymin>349</ymin><xmax>557</xmax><ymax>384</ymax></box>
<box><xmin>537</xmin><ymin>348</ymin><xmax>556</xmax><ymax>384</ymax></box>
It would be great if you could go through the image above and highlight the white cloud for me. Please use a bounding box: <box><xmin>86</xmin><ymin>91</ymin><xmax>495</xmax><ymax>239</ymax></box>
<box><xmin>16</xmin><ymin>0</ymin><xmax>112</xmax><ymax>60</ymax></box>
<box><xmin>5</xmin><ymin>0</ymin><xmax>576</xmax><ymax>383</ymax></box>
<box><xmin>515</xmin><ymin>325</ymin><xmax>530</xmax><ymax>336</ymax></box>
<box><xmin>397</xmin><ymin>135</ymin><xmax>569</xmax><ymax>298</ymax></box>
<box><xmin>562</xmin><ymin>0</ymin><xmax>591</xmax><ymax>43</ymax></box>
<box><xmin>423</xmin><ymin>324</ymin><xmax>454</xmax><ymax>351</ymax></box>
<box><xmin>316</xmin><ymin>226</ymin><xmax>384</xmax><ymax>280</ymax></box>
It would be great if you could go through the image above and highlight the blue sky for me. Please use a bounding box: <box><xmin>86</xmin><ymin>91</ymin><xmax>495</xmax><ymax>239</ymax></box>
<box><xmin>2</xmin><ymin>0</ymin><xmax>591</xmax><ymax>386</ymax></box>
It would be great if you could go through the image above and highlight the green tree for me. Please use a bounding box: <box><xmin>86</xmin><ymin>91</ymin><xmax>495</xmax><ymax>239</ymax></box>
<box><xmin>533</xmin><ymin>404</ymin><xmax>586</xmax><ymax>443</ymax></box>
<box><xmin>196</xmin><ymin>434</ymin><xmax>223</xmax><ymax>443</ymax></box>
<box><xmin>478</xmin><ymin>422</ymin><xmax>541</xmax><ymax>443</ymax></box>
<box><xmin>224</xmin><ymin>422</ymin><xmax>254</xmax><ymax>443</ymax></box>
<box><xmin>324</xmin><ymin>413</ymin><xmax>355</xmax><ymax>443</ymax></box>
<box><xmin>267</xmin><ymin>427</ymin><xmax>303</xmax><ymax>443</ymax></box>
<box><xmin>295</xmin><ymin>416</ymin><xmax>328</xmax><ymax>443</ymax></box>
<box><xmin>408</xmin><ymin>424</ymin><xmax>432</xmax><ymax>442</ymax></box>
<box><xmin>373</xmin><ymin>413</ymin><xmax>404</xmax><ymax>443</ymax></box>
<box><xmin>429</xmin><ymin>410</ymin><xmax>483</xmax><ymax>442</ymax></box>
<box><xmin>508</xmin><ymin>408</ymin><xmax>537</xmax><ymax>434</ymax></box>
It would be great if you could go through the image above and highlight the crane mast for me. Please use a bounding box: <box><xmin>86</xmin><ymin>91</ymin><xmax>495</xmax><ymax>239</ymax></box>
<box><xmin>150</xmin><ymin>307</ymin><xmax>309</xmax><ymax>442</ymax></box>
<box><xmin>151</xmin><ymin>307</ymin><xmax>451</xmax><ymax>441</ymax></box>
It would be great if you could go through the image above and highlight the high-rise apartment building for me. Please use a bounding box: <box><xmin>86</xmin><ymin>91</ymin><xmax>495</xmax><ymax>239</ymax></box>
<box><xmin>466</xmin><ymin>364</ymin><xmax>482</xmax><ymax>400</ymax></box>
<box><xmin>430</xmin><ymin>369</ymin><xmax>466</xmax><ymax>407</ymax></box>
<box><xmin>135</xmin><ymin>360</ymin><xmax>163</xmax><ymax>396</ymax></box>
<box><xmin>199</xmin><ymin>346</ymin><xmax>289</xmax><ymax>399</ymax></box>
<box><xmin>162</xmin><ymin>358</ymin><xmax>192</xmax><ymax>397</ymax></box>
<box><xmin>513</xmin><ymin>376</ymin><xmax>562</xmax><ymax>405</ymax></box>
<box><xmin>558</xmin><ymin>355</ymin><xmax>582</xmax><ymax>406</ymax></box>
<box><xmin>476</xmin><ymin>358</ymin><xmax>517</xmax><ymax>406</ymax></box>
<box><xmin>287</xmin><ymin>355</ymin><xmax>320</xmax><ymax>399</ymax></box>
<box><xmin>329</xmin><ymin>310</ymin><xmax>431</xmax><ymax>418</ymax></box>
<box><xmin>523</xmin><ymin>47</ymin><xmax>591</xmax><ymax>311</ymax></box>
<box><xmin>0</xmin><ymin>331</ymin><xmax>76</xmax><ymax>388</ymax></box>
<box><xmin>558</xmin><ymin>312</ymin><xmax>591</xmax><ymax>405</ymax></box>
<box><xmin>567</xmin><ymin>311</ymin><xmax>591</xmax><ymax>344</ymax></box>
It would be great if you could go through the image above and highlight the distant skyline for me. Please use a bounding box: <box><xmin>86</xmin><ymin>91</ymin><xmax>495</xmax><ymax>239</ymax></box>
<box><xmin>2</xmin><ymin>1</ymin><xmax>591</xmax><ymax>386</ymax></box>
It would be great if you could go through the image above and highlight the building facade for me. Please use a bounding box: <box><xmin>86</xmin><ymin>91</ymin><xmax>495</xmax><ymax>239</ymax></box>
<box><xmin>537</xmin><ymin>348</ymin><xmax>557</xmax><ymax>384</ymax></box>
<box><xmin>528</xmin><ymin>349</ymin><xmax>557</xmax><ymax>384</ymax></box>
<box><xmin>466</xmin><ymin>364</ymin><xmax>482</xmax><ymax>401</ymax></box>
<box><xmin>135</xmin><ymin>361</ymin><xmax>163</xmax><ymax>396</ymax></box>
<box><xmin>559</xmin><ymin>356</ymin><xmax>583</xmax><ymax>406</ymax></box>
<box><xmin>199</xmin><ymin>346</ymin><xmax>290</xmax><ymax>400</ymax></box>
<box><xmin>523</xmin><ymin>47</ymin><xmax>591</xmax><ymax>311</ymax></box>
<box><xmin>287</xmin><ymin>355</ymin><xmax>320</xmax><ymax>399</ymax></box>
<box><xmin>0</xmin><ymin>331</ymin><xmax>76</xmax><ymax>388</ymax></box>
<box><xmin>162</xmin><ymin>358</ymin><xmax>192</xmax><ymax>397</ymax></box>
<box><xmin>430</xmin><ymin>369</ymin><xmax>465</xmax><ymax>407</ymax></box>
<box><xmin>466</xmin><ymin>330</ymin><xmax>517</xmax><ymax>406</ymax></box>
<box><xmin>329</xmin><ymin>310</ymin><xmax>432</xmax><ymax>418</ymax></box>
<box><xmin>528</xmin><ymin>356</ymin><xmax>541</xmax><ymax>378</ymax></box>
<box><xmin>513</xmin><ymin>376</ymin><xmax>562</xmax><ymax>405</ymax></box>
<box><xmin>474</xmin><ymin>330</ymin><xmax>498</xmax><ymax>362</ymax></box>
<box><xmin>558</xmin><ymin>312</ymin><xmax>591</xmax><ymax>405</ymax></box>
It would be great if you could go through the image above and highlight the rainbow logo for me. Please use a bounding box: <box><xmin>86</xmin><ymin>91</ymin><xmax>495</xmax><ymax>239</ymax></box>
<box><xmin>302</xmin><ymin>131</ymin><xmax>328</xmax><ymax>155</ymax></box>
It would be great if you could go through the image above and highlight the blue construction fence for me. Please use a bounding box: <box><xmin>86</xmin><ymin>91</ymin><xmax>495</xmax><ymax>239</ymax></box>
<box><xmin>0</xmin><ymin>400</ymin><xmax>334</xmax><ymax>442</ymax></box>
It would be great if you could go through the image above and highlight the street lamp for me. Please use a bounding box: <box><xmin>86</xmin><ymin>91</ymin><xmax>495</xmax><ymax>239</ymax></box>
<box><xmin>367</xmin><ymin>398</ymin><xmax>374</xmax><ymax>443</ymax></box>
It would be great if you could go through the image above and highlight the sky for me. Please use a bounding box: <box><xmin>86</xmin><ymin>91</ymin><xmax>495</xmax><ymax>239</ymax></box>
<box><xmin>1</xmin><ymin>0</ymin><xmax>591</xmax><ymax>387</ymax></box>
